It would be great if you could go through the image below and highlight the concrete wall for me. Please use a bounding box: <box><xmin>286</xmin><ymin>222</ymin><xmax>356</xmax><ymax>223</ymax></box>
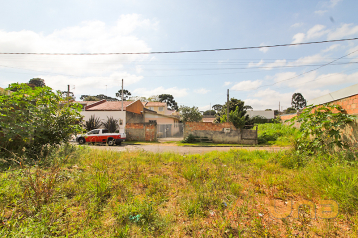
<box><xmin>126</xmin><ymin>122</ymin><xmax>157</xmax><ymax>141</ymax></box>
<box><xmin>184</xmin><ymin>122</ymin><xmax>257</xmax><ymax>145</ymax></box>
<box><xmin>247</xmin><ymin>110</ymin><xmax>275</xmax><ymax>119</ymax></box>
<box><xmin>126</xmin><ymin>111</ymin><xmax>145</xmax><ymax>124</ymax></box>
<box><xmin>80</xmin><ymin>111</ymin><xmax>126</xmax><ymax>133</ymax></box>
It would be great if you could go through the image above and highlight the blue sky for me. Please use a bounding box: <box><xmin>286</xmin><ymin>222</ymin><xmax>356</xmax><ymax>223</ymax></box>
<box><xmin>1</xmin><ymin>0</ymin><xmax>358</xmax><ymax>111</ymax></box>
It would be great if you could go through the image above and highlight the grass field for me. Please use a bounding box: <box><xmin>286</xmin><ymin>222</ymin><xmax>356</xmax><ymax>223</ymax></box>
<box><xmin>1</xmin><ymin>144</ymin><xmax>358</xmax><ymax>237</ymax></box>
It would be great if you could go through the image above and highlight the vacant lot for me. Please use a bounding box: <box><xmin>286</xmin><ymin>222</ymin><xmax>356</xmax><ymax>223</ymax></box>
<box><xmin>1</xmin><ymin>145</ymin><xmax>357</xmax><ymax>237</ymax></box>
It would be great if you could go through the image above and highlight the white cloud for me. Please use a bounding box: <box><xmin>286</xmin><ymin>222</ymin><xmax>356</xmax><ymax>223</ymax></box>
<box><xmin>259</xmin><ymin>43</ymin><xmax>269</xmax><ymax>53</ymax></box>
<box><xmin>0</xmin><ymin>14</ymin><xmax>157</xmax><ymax>92</ymax></box>
<box><xmin>265</xmin><ymin>59</ymin><xmax>287</xmax><ymax>70</ymax></box>
<box><xmin>306</xmin><ymin>25</ymin><xmax>328</xmax><ymax>39</ymax></box>
<box><xmin>194</xmin><ymin>88</ymin><xmax>210</xmax><ymax>94</ymax></box>
<box><xmin>132</xmin><ymin>87</ymin><xmax>188</xmax><ymax>98</ymax></box>
<box><xmin>231</xmin><ymin>80</ymin><xmax>262</xmax><ymax>91</ymax></box>
<box><xmin>290</xmin><ymin>23</ymin><xmax>303</xmax><ymax>28</ymax></box>
<box><xmin>272</xmin><ymin>72</ymin><xmax>298</xmax><ymax>84</ymax></box>
<box><xmin>314</xmin><ymin>10</ymin><xmax>328</xmax><ymax>16</ymax></box>
<box><xmin>328</xmin><ymin>0</ymin><xmax>343</xmax><ymax>8</ymax></box>
<box><xmin>248</xmin><ymin>59</ymin><xmax>264</xmax><ymax>68</ymax></box>
<box><xmin>322</xmin><ymin>44</ymin><xmax>340</xmax><ymax>52</ymax></box>
<box><xmin>327</xmin><ymin>23</ymin><xmax>358</xmax><ymax>40</ymax></box>
<box><xmin>292</xmin><ymin>33</ymin><xmax>305</xmax><ymax>44</ymax></box>
<box><xmin>224</xmin><ymin>81</ymin><xmax>232</xmax><ymax>86</ymax></box>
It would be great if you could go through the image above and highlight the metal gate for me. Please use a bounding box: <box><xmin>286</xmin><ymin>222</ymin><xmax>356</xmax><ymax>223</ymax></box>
<box><xmin>157</xmin><ymin>123</ymin><xmax>184</xmax><ymax>138</ymax></box>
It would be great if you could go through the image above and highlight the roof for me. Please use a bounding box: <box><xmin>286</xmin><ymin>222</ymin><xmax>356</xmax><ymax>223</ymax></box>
<box><xmin>145</xmin><ymin>101</ymin><xmax>166</xmax><ymax>107</ymax></box>
<box><xmin>145</xmin><ymin>109</ymin><xmax>180</xmax><ymax>120</ymax></box>
<box><xmin>308</xmin><ymin>83</ymin><xmax>358</xmax><ymax>106</ymax></box>
<box><xmin>202</xmin><ymin>117</ymin><xmax>216</xmax><ymax>123</ymax></box>
<box><xmin>85</xmin><ymin>100</ymin><xmax>135</xmax><ymax>111</ymax></box>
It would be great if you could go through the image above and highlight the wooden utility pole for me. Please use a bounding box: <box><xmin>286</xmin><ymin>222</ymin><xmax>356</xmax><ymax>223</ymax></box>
<box><xmin>67</xmin><ymin>85</ymin><xmax>70</xmax><ymax>103</ymax></box>
<box><xmin>121</xmin><ymin>79</ymin><xmax>124</xmax><ymax>111</ymax></box>
<box><xmin>227</xmin><ymin>89</ymin><xmax>229</xmax><ymax>122</ymax></box>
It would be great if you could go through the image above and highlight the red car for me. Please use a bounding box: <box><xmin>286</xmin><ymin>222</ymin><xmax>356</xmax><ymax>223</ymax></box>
<box><xmin>76</xmin><ymin>129</ymin><xmax>126</xmax><ymax>146</ymax></box>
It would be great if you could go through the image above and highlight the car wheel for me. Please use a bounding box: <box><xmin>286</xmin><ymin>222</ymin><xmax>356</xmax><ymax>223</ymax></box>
<box><xmin>78</xmin><ymin>137</ymin><xmax>85</xmax><ymax>145</ymax></box>
<box><xmin>107</xmin><ymin>139</ymin><xmax>115</xmax><ymax>146</ymax></box>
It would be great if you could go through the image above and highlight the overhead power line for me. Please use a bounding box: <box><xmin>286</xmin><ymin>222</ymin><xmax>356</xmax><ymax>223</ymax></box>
<box><xmin>233</xmin><ymin>48</ymin><xmax>358</xmax><ymax>91</ymax></box>
<box><xmin>0</xmin><ymin>38</ymin><xmax>358</xmax><ymax>55</ymax></box>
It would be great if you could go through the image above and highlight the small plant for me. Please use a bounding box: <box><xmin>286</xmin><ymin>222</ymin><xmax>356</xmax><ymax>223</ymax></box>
<box><xmin>181</xmin><ymin>134</ymin><xmax>197</xmax><ymax>143</ymax></box>
<box><xmin>85</xmin><ymin>115</ymin><xmax>102</xmax><ymax>131</ymax></box>
<box><xmin>290</xmin><ymin>104</ymin><xmax>356</xmax><ymax>154</ymax></box>
<box><xmin>102</xmin><ymin>116</ymin><xmax>118</xmax><ymax>133</ymax></box>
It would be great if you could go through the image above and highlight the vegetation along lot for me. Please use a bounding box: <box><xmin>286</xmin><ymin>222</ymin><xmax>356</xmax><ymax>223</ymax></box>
<box><xmin>1</xmin><ymin>83</ymin><xmax>358</xmax><ymax>236</ymax></box>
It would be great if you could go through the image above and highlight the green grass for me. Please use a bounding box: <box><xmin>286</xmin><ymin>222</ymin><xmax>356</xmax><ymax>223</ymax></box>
<box><xmin>257</xmin><ymin>123</ymin><xmax>299</xmax><ymax>146</ymax></box>
<box><xmin>1</xmin><ymin>145</ymin><xmax>358</xmax><ymax>237</ymax></box>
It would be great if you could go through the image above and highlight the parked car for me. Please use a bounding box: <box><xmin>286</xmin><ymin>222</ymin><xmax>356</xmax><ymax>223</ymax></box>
<box><xmin>76</xmin><ymin>129</ymin><xmax>126</xmax><ymax>146</ymax></box>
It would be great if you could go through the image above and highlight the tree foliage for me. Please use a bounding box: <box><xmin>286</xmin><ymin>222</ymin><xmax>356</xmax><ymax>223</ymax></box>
<box><xmin>179</xmin><ymin>105</ymin><xmax>202</xmax><ymax>122</ymax></box>
<box><xmin>212</xmin><ymin>104</ymin><xmax>223</xmax><ymax>112</ymax></box>
<box><xmin>0</xmin><ymin>83</ymin><xmax>83</xmax><ymax>157</ymax></box>
<box><xmin>290</xmin><ymin>104</ymin><xmax>356</xmax><ymax>154</ymax></box>
<box><xmin>28</xmin><ymin>78</ymin><xmax>46</xmax><ymax>87</ymax></box>
<box><xmin>80</xmin><ymin>94</ymin><xmax>118</xmax><ymax>101</ymax></box>
<box><xmin>203</xmin><ymin>110</ymin><xmax>216</xmax><ymax>115</ymax></box>
<box><xmin>85</xmin><ymin>115</ymin><xmax>102</xmax><ymax>131</ymax></box>
<box><xmin>214</xmin><ymin>98</ymin><xmax>253</xmax><ymax>127</ymax></box>
<box><xmin>291</xmin><ymin>93</ymin><xmax>306</xmax><ymax>110</ymax></box>
<box><xmin>159</xmin><ymin>94</ymin><xmax>179</xmax><ymax>111</ymax></box>
<box><xmin>219</xmin><ymin>106</ymin><xmax>248</xmax><ymax>129</ymax></box>
<box><xmin>102</xmin><ymin>116</ymin><xmax>118</xmax><ymax>133</ymax></box>
<box><xmin>285</xmin><ymin>107</ymin><xmax>297</xmax><ymax>114</ymax></box>
<box><xmin>115</xmin><ymin>89</ymin><xmax>131</xmax><ymax>101</ymax></box>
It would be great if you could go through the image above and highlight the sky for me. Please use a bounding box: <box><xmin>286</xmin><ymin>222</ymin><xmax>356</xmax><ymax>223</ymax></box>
<box><xmin>1</xmin><ymin>0</ymin><xmax>358</xmax><ymax>111</ymax></box>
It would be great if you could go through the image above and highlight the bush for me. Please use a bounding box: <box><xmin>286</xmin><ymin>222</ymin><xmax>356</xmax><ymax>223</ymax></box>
<box><xmin>102</xmin><ymin>116</ymin><xmax>118</xmax><ymax>133</ymax></box>
<box><xmin>0</xmin><ymin>83</ymin><xmax>83</xmax><ymax>158</ymax></box>
<box><xmin>85</xmin><ymin>115</ymin><xmax>102</xmax><ymax>132</ymax></box>
<box><xmin>181</xmin><ymin>134</ymin><xmax>197</xmax><ymax>143</ymax></box>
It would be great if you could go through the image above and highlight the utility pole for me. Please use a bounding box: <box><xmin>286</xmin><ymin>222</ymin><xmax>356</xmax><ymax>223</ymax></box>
<box><xmin>279</xmin><ymin>101</ymin><xmax>280</xmax><ymax>112</ymax></box>
<box><xmin>227</xmin><ymin>89</ymin><xmax>229</xmax><ymax>122</ymax></box>
<box><xmin>121</xmin><ymin>79</ymin><xmax>124</xmax><ymax>111</ymax></box>
<box><xmin>67</xmin><ymin>85</ymin><xmax>70</xmax><ymax>104</ymax></box>
<box><xmin>210</xmin><ymin>103</ymin><xmax>211</xmax><ymax>115</ymax></box>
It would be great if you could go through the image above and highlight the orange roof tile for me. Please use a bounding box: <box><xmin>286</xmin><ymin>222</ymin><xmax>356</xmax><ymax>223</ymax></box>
<box><xmin>145</xmin><ymin>101</ymin><xmax>166</xmax><ymax>107</ymax></box>
<box><xmin>86</xmin><ymin>101</ymin><xmax>134</xmax><ymax>111</ymax></box>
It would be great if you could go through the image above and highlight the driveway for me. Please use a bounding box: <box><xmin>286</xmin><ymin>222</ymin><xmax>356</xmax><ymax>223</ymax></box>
<box><xmin>83</xmin><ymin>143</ymin><xmax>288</xmax><ymax>154</ymax></box>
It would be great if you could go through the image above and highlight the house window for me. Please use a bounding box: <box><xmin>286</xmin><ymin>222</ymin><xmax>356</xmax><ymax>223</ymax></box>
<box><xmin>158</xmin><ymin>107</ymin><xmax>164</xmax><ymax>111</ymax></box>
<box><xmin>149</xmin><ymin>107</ymin><xmax>154</xmax><ymax>110</ymax></box>
<box><xmin>149</xmin><ymin>120</ymin><xmax>157</xmax><ymax>123</ymax></box>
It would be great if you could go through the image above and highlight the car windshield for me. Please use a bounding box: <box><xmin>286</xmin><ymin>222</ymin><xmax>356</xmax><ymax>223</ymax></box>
<box><xmin>88</xmin><ymin>130</ymin><xmax>99</xmax><ymax>135</ymax></box>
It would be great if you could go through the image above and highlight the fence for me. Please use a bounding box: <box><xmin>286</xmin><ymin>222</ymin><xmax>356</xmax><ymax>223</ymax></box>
<box><xmin>157</xmin><ymin>123</ymin><xmax>184</xmax><ymax>138</ymax></box>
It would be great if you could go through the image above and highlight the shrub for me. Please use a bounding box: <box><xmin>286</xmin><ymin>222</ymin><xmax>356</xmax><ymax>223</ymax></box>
<box><xmin>102</xmin><ymin>116</ymin><xmax>118</xmax><ymax>133</ymax></box>
<box><xmin>0</xmin><ymin>83</ymin><xmax>83</xmax><ymax>158</ymax></box>
<box><xmin>85</xmin><ymin>115</ymin><xmax>102</xmax><ymax>132</ymax></box>
<box><xmin>290</xmin><ymin>104</ymin><xmax>356</xmax><ymax>154</ymax></box>
<box><xmin>181</xmin><ymin>134</ymin><xmax>197</xmax><ymax>143</ymax></box>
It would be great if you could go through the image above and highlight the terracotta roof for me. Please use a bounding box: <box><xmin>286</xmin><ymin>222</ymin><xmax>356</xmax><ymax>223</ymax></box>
<box><xmin>202</xmin><ymin>117</ymin><xmax>216</xmax><ymax>123</ymax></box>
<box><xmin>145</xmin><ymin>101</ymin><xmax>166</xmax><ymax>107</ymax></box>
<box><xmin>86</xmin><ymin>100</ymin><xmax>134</xmax><ymax>111</ymax></box>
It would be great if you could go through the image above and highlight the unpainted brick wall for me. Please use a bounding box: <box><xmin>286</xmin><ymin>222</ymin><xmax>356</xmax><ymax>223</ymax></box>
<box><xmin>126</xmin><ymin>123</ymin><xmax>157</xmax><ymax>141</ymax></box>
<box><xmin>184</xmin><ymin>122</ymin><xmax>257</xmax><ymax>145</ymax></box>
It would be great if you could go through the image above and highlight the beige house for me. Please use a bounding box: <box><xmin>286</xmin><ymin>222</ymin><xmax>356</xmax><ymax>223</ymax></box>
<box><xmin>144</xmin><ymin>101</ymin><xmax>179</xmax><ymax>116</ymax></box>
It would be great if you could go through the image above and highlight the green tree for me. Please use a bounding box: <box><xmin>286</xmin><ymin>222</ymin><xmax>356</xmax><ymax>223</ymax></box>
<box><xmin>215</xmin><ymin>98</ymin><xmax>252</xmax><ymax>126</ymax></box>
<box><xmin>81</xmin><ymin>95</ymin><xmax>100</xmax><ymax>101</ymax></box>
<box><xmin>219</xmin><ymin>106</ymin><xmax>247</xmax><ymax>129</ymax></box>
<box><xmin>179</xmin><ymin>105</ymin><xmax>202</xmax><ymax>122</ymax></box>
<box><xmin>28</xmin><ymin>78</ymin><xmax>45</xmax><ymax>87</ymax></box>
<box><xmin>0</xmin><ymin>83</ymin><xmax>83</xmax><ymax>157</ymax></box>
<box><xmin>291</xmin><ymin>93</ymin><xmax>306</xmax><ymax>110</ymax></box>
<box><xmin>203</xmin><ymin>110</ymin><xmax>216</xmax><ymax>115</ymax></box>
<box><xmin>212</xmin><ymin>104</ymin><xmax>223</xmax><ymax>112</ymax></box>
<box><xmin>290</xmin><ymin>104</ymin><xmax>355</xmax><ymax>154</ymax></box>
<box><xmin>285</xmin><ymin>107</ymin><xmax>297</xmax><ymax>114</ymax></box>
<box><xmin>115</xmin><ymin>89</ymin><xmax>131</xmax><ymax>101</ymax></box>
<box><xmin>159</xmin><ymin>94</ymin><xmax>179</xmax><ymax>111</ymax></box>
